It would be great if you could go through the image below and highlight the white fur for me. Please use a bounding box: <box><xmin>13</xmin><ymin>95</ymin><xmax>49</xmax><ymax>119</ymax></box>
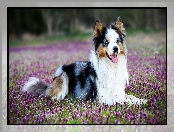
<box><xmin>106</xmin><ymin>29</ymin><xmax>119</xmax><ymax>42</ymax></box>
<box><xmin>54</xmin><ymin>65</ymin><xmax>63</xmax><ymax>78</ymax></box>
<box><xmin>90</xmin><ymin>51</ymin><xmax>127</xmax><ymax>105</ymax></box>
<box><xmin>52</xmin><ymin>72</ymin><xmax>69</xmax><ymax>100</ymax></box>
<box><xmin>125</xmin><ymin>94</ymin><xmax>147</xmax><ymax>105</ymax></box>
<box><xmin>89</xmin><ymin>50</ymin><xmax>146</xmax><ymax>105</ymax></box>
<box><xmin>22</xmin><ymin>77</ymin><xmax>40</xmax><ymax>92</ymax></box>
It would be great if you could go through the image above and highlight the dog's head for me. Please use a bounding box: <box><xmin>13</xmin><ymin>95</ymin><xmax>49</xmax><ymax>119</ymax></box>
<box><xmin>93</xmin><ymin>17</ymin><xmax>126</xmax><ymax>63</ymax></box>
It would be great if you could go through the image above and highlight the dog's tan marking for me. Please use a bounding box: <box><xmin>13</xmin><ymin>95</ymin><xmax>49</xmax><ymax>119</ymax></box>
<box><xmin>93</xmin><ymin>21</ymin><xmax>104</xmax><ymax>37</ymax></box>
<box><xmin>106</xmin><ymin>37</ymin><xmax>110</xmax><ymax>42</ymax></box>
<box><xmin>97</xmin><ymin>44</ymin><xmax>108</xmax><ymax>59</ymax></box>
<box><xmin>119</xmin><ymin>44</ymin><xmax>125</xmax><ymax>54</ymax></box>
<box><xmin>115</xmin><ymin>18</ymin><xmax>125</xmax><ymax>35</ymax></box>
<box><xmin>50</xmin><ymin>75</ymin><xmax>63</xmax><ymax>97</ymax></box>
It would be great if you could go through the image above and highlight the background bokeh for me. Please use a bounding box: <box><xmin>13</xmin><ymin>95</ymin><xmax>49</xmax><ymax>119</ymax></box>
<box><xmin>8</xmin><ymin>8</ymin><xmax>166</xmax><ymax>46</ymax></box>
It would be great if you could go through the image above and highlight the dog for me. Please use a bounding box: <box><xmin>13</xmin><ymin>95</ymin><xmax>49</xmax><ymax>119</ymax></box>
<box><xmin>22</xmin><ymin>17</ymin><xmax>147</xmax><ymax>105</ymax></box>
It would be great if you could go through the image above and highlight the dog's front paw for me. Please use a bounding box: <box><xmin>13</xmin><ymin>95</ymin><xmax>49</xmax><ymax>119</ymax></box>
<box><xmin>125</xmin><ymin>94</ymin><xmax>148</xmax><ymax>105</ymax></box>
<box><xmin>139</xmin><ymin>98</ymin><xmax>148</xmax><ymax>104</ymax></box>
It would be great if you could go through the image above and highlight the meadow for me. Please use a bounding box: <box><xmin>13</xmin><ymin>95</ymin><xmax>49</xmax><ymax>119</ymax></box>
<box><xmin>8</xmin><ymin>31</ymin><xmax>166</xmax><ymax>124</ymax></box>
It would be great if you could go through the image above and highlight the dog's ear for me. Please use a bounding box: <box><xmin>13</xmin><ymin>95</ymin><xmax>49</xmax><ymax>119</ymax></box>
<box><xmin>111</xmin><ymin>17</ymin><xmax>126</xmax><ymax>37</ymax></box>
<box><xmin>93</xmin><ymin>20</ymin><xmax>104</xmax><ymax>38</ymax></box>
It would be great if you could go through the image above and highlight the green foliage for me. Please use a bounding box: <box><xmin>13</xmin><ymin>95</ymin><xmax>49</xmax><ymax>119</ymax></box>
<box><xmin>9</xmin><ymin>32</ymin><xmax>91</xmax><ymax>48</ymax></box>
<box><xmin>101</xmin><ymin>110</ymin><xmax>110</xmax><ymax>117</ymax></box>
<box><xmin>126</xmin><ymin>28</ymin><xmax>164</xmax><ymax>36</ymax></box>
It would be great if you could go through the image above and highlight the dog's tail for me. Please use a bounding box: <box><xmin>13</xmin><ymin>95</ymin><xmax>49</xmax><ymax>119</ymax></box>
<box><xmin>22</xmin><ymin>66</ymin><xmax>69</xmax><ymax>100</ymax></box>
<box><xmin>22</xmin><ymin>77</ymin><xmax>49</xmax><ymax>96</ymax></box>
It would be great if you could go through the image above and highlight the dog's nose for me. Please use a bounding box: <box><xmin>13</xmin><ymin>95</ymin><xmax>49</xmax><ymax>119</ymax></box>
<box><xmin>113</xmin><ymin>46</ymin><xmax>118</xmax><ymax>53</ymax></box>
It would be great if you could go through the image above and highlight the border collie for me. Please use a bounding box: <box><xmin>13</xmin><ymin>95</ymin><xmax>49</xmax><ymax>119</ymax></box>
<box><xmin>22</xmin><ymin>17</ymin><xmax>147</xmax><ymax>105</ymax></box>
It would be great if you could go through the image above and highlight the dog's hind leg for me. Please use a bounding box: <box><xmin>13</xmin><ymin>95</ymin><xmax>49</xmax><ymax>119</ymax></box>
<box><xmin>46</xmin><ymin>72</ymin><xmax>69</xmax><ymax>100</ymax></box>
<box><xmin>22</xmin><ymin>64</ymin><xmax>69</xmax><ymax>100</ymax></box>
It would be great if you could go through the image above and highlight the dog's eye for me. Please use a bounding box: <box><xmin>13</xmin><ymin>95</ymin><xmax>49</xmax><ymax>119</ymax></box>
<box><xmin>116</xmin><ymin>38</ymin><xmax>120</xmax><ymax>43</ymax></box>
<box><xmin>103</xmin><ymin>39</ymin><xmax>109</xmax><ymax>47</ymax></box>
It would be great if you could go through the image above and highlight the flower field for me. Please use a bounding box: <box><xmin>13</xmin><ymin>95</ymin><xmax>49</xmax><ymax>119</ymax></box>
<box><xmin>8</xmin><ymin>32</ymin><xmax>166</xmax><ymax>124</ymax></box>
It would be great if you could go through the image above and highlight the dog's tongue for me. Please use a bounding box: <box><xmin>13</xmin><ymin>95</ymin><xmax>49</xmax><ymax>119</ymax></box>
<box><xmin>110</xmin><ymin>55</ymin><xmax>118</xmax><ymax>63</ymax></box>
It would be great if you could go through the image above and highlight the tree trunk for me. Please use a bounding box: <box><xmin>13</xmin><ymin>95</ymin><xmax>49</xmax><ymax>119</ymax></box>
<box><xmin>45</xmin><ymin>18</ymin><xmax>52</xmax><ymax>36</ymax></box>
<box><xmin>153</xmin><ymin>9</ymin><xmax>160</xmax><ymax>29</ymax></box>
<box><xmin>145</xmin><ymin>9</ymin><xmax>152</xmax><ymax>29</ymax></box>
<box><xmin>42</xmin><ymin>9</ymin><xmax>53</xmax><ymax>37</ymax></box>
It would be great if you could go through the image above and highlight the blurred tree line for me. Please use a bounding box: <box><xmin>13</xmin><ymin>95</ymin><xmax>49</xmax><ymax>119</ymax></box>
<box><xmin>8</xmin><ymin>8</ymin><xmax>166</xmax><ymax>40</ymax></box>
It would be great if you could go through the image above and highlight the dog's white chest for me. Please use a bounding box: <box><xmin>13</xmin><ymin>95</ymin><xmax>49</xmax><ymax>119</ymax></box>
<box><xmin>90</xmin><ymin>51</ymin><xmax>128</xmax><ymax>105</ymax></box>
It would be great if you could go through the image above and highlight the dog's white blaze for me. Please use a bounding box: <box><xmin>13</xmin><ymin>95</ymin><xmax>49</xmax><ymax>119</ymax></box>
<box><xmin>22</xmin><ymin>77</ymin><xmax>40</xmax><ymax>92</ymax></box>
<box><xmin>107</xmin><ymin>29</ymin><xmax>119</xmax><ymax>41</ymax></box>
<box><xmin>106</xmin><ymin>29</ymin><xmax>120</xmax><ymax>55</ymax></box>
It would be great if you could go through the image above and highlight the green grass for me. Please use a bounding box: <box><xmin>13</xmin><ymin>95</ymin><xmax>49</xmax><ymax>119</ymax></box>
<box><xmin>9</xmin><ymin>32</ymin><xmax>91</xmax><ymax>48</ymax></box>
<box><xmin>126</xmin><ymin>28</ymin><xmax>165</xmax><ymax>36</ymax></box>
<box><xmin>141</xmin><ymin>46</ymin><xmax>166</xmax><ymax>57</ymax></box>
